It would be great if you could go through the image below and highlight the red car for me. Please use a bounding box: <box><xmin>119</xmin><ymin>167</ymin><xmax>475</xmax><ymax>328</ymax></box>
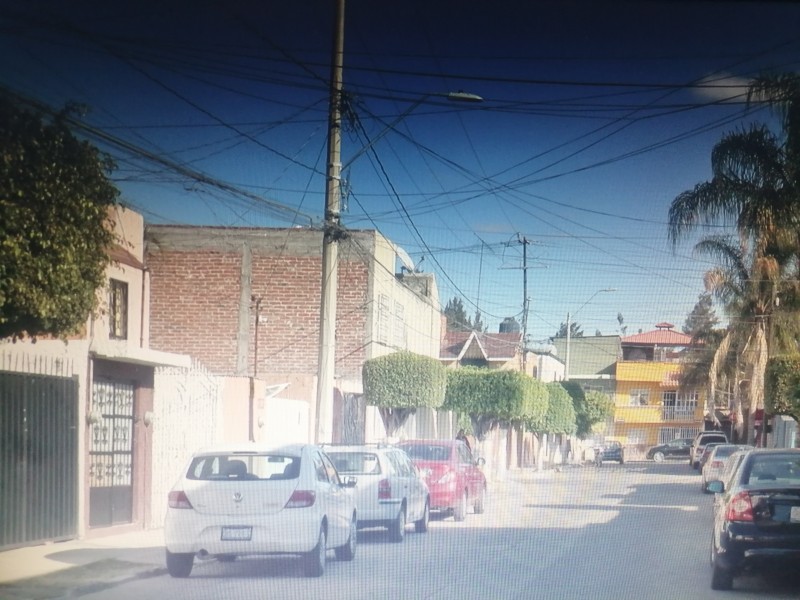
<box><xmin>396</xmin><ymin>439</ymin><xmax>487</xmax><ymax>521</ymax></box>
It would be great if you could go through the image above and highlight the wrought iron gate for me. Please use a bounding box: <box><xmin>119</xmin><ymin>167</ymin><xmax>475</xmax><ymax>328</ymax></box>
<box><xmin>0</xmin><ymin>372</ymin><xmax>78</xmax><ymax>549</ymax></box>
<box><xmin>88</xmin><ymin>379</ymin><xmax>134</xmax><ymax>527</ymax></box>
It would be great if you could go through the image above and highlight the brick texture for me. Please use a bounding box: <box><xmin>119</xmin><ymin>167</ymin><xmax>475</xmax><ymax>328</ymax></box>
<box><xmin>147</xmin><ymin>243</ymin><xmax>369</xmax><ymax>380</ymax></box>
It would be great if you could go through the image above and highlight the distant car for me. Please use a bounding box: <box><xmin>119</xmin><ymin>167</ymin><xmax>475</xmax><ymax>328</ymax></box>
<box><xmin>691</xmin><ymin>431</ymin><xmax>729</xmax><ymax>469</ymax></box>
<box><xmin>701</xmin><ymin>445</ymin><xmax>753</xmax><ymax>492</ymax></box>
<box><xmin>396</xmin><ymin>439</ymin><xmax>487</xmax><ymax>521</ymax></box>
<box><xmin>324</xmin><ymin>444</ymin><xmax>430</xmax><ymax>542</ymax></box>
<box><xmin>707</xmin><ymin>448</ymin><xmax>800</xmax><ymax>590</ymax></box>
<box><xmin>646</xmin><ymin>437</ymin><xmax>693</xmax><ymax>462</ymax></box>
<box><xmin>164</xmin><ymin>443</ymin><xmax>358</xmax><ymax>578</ymax></box>
<box><xmin>698</xmin><ymin>442</ymin><xmax>725</xmax><ymax>471</ymax></box>
<box><xmin>597</xmin><ymin>441</ymin><xmax>625</xmax><ymax>464</ymax></box>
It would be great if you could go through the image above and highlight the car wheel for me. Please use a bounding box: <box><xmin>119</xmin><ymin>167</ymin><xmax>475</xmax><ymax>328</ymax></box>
<box><xmin>653</xmin><ymin>451</ymin><xmax>665</xmax><ymax>463</ymax></box>
<box><xmin>217</xmin><ymin>554</ymin><xmax>236</xmax><ymax>562</ymax></box>
<box><xmin>335</xmin><ymin>514</ymin><xmax>357</xmax><ymax>561</ymax></box>
<box><xmin>711</xmin><ymin>560</ymin><xmax>733</xmax><ymax>590</ymax></box>
<box><xmin>165</xmin><ymin>550</ymin><xmax>194</xmax><ymax>578</ymax></box>
<box><xmin>389</xmin><ymin>506</ymin><xmax>406</xmax><ymax>543</ymax></box>
<box><xmin>474</xmin><ymin>485</ymin><xmax>486</xmax><ymax>514</ymax></box>
<box><xmin>709</xmin><ymin>536</ymin><xmax>733</xmax><ymax>590</ymax></box>
<box><xmin>415</xmin><ymin>499</ymin><xmax>430</xmax><ymax>533</ymax></box>
<box><xmin>453</xmin><ymin>490</ymin><xmax>467</xmax><ymax>522</ymax></box>
<box><xmin>303</xmin><ymin>526</ymin><xmax>326</xmax><ymax>577</ymax></box>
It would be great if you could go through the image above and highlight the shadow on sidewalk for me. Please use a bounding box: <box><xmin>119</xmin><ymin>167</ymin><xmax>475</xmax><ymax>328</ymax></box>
<box><xmin>0</xmin><ymin>555</ymin><xmax>165</xmax><ymax>600</ymax></box>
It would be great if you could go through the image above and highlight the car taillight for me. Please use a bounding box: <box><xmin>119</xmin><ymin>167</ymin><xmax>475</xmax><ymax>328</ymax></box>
<box><xmin>726</xmin><ymin>491</ymin><xmax>754</xmax><ymax>522</ymax></box>
<box><xmin>168</xmin><ymin>491</ymin><xmax>193</xmax><ymax>509</ymax></box>
<box><xmin>285</xmin><ymin>490</ymin><xmax>316</xmax><ymax>508</ymax></box>
<box><xmin>378</xmin><ymin>478</ymin><xmax>391</xmax><ymax>500</ymax></box>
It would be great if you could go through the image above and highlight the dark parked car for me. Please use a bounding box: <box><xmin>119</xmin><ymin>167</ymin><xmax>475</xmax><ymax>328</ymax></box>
<box><xmin>707</xmin><ymin>448</ymin><xmax>800</xmax><ymax>590</ymax></box>
<box><xmin>597</xmin><ymin>441</ymin><xmax>624</xmax><ymax>464</ymax></box>
<box><xmin>646</xmin><ymin>437</ymin><xmax>693</xmax><ymax>462</ymax></box>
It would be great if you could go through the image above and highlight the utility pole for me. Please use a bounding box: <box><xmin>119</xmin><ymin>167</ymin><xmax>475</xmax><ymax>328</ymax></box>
<box><xmin>565</xmin><ymin>311</ymin><xmax>571</xmax><ymax>381</ymax></box>
<box><xmin>518</xmin><ymin>235</ymin><xmax>530</xmax><ymax>374</ymax></box>
<box><xmin>316</xmin><ymin>0</ymin><xmax>345</xmax><ymax>444</ymax></box>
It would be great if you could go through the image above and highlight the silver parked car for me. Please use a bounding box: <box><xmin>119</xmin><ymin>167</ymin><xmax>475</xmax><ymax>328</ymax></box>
<box><xmin>701</xmin><ymin>444</ymin><xmax>753</xmax><ymax>492</ymax></box>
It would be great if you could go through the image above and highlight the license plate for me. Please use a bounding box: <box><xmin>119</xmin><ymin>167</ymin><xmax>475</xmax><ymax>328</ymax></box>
<box><xmin>221</xmin><ymin>526</ymin><xmax>252</xmax><ymax>541</ymax></box>
<box><xmin>791</xmin><ymin>507</ymin><xmax>800</xmax><ymax>523</ymax></box>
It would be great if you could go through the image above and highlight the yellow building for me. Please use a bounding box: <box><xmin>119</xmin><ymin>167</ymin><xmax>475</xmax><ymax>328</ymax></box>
<box><xmin>612</xmin><ymin>323</ymin><xmax>705</xmax><ymax>450</ymax></box>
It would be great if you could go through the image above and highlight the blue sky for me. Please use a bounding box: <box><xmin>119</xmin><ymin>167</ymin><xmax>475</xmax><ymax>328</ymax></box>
<box><xmin>3</xmin><ymin>0</ymin><xmax>800</xmax><ymax>342</ymax></box>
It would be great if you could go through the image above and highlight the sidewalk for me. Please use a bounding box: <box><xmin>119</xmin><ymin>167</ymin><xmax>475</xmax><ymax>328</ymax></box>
<box><xmin>0</xmin><ymin>529</ymin><xmax>165</xmax><ymax>600</ymax></box>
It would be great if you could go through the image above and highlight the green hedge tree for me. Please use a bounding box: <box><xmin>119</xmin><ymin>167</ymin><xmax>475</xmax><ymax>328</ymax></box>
<box><xmin>362</xmin><ymin>351</ymin><xmax>447</xmax><ymax>437</ymax></box>
<box><xmin>765</xmin><ymin>354</ymin><xmax>800</xmax><ymax>424</ymax></box>
<box><xmin>1</xmin><ymin>97</ymin><xmax>119</xmax><ymax>340</ymax></box>
<box><xmin>561</xmin><ymin>381</ymin><xmax>614</xmax><ymax>438</ymax></box>
<box><xmin>541</xmin><ymin>382</ymin><xmax>577</xmax><ymax>435</ymax></box>
<box><xmin>444</xmin><ymin>367</ymin><xmax>548</xmax><ymax>441</ymax></box>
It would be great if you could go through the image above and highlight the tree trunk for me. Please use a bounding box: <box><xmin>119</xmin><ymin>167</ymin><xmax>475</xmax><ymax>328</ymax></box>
<box><xmin>379</xmin><ymin>407</ymin><xmax>414</xmax><ymax>438</ymax></box>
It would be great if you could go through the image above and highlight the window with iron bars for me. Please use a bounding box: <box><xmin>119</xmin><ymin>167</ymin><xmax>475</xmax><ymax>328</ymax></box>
<box><xmin>109</xmin><ymin>279</ymin><xmax>128</xmax><ymax>340</ymax></box>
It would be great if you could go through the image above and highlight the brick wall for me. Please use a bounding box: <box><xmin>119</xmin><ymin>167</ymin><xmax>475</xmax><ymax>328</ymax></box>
<box><xmin>146</xmin><ymin>229</ymin><xmax>370</xmax><ymax>379</ymax></box>
<box><xmin>250</xmin><ymin>253</ymin><xmax>369</xmax><ymax>379</ymax></box>
<box><xmin>147</xmin><ymin>250</ymin><xmax>242</xmax><ymax>374</ymax></box>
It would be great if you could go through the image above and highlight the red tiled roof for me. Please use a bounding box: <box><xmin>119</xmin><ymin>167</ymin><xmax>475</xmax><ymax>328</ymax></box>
<box><xmin>440</xmin><ymin>331</ymin><xmax>521</xmax><ymax>361</ymax></box>
<box><xmin>622</xmin><ymin>327</ymin><xmax>692</xmax><ymax>346</ymax></box>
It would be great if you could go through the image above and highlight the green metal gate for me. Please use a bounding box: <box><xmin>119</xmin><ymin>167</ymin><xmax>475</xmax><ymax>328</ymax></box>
<box><xmin>0</xmin><ymin>371</ymin><xmax>79</xmax><ymax>549</ymax></box>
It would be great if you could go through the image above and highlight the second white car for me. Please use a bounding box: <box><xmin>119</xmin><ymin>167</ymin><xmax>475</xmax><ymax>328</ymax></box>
<box><xmin>325</xmin><ymin>444</ymin><xmax>430</xmax><ymax>542</ymax></box>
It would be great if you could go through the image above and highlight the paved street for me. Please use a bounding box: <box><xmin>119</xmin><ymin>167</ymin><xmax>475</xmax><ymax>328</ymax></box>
<box><xmin>5</xmin><ymin>462</ymin><xmax>800</xmax><ymax>599</ymax></box>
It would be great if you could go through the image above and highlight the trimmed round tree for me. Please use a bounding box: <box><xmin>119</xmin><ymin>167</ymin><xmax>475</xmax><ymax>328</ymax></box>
<box><xmin>542</xmin><ymin>382</ymin><xmax>577</xmax><ymax>436</ymax></box>
<box><xmin>561</xmin><ymin>381</ymin><xmax>614</xmax><ymax>438</ymax></box>
<box><xmin>444</xmin><ymin>367</ymin><xmax>548</xmax><ymax>440</ymax></box>
<box><xmin>362</xmin><ymin>351</ymin><xmax>447</xmax><ymax>437</ymax></box>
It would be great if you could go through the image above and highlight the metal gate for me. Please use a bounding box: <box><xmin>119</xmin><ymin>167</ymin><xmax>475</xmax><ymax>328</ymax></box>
<box><xmin>88</xmin><ymin>379</ymin><xmax>134</xmax><ymax>527</ymax></box>
<box><xmin>0</xmin><ymin>371</ymin><xmax>78</xmax><ymax>549</ymax></box>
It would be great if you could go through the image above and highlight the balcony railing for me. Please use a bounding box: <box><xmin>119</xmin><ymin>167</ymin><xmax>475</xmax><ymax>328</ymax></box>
<box><xmin>661</xmin><ymin>407</ymin><xmax>697</xmax><ymax>421</ymax></box>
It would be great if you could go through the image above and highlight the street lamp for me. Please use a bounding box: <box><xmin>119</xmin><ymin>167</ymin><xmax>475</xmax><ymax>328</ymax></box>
<box><xmin>314</xmin><ymin>1</ymin><xmax>483</xmax><ymax>443</ymax></box>
<box><xmin>564</xmin><ymin>288</ymin><xmax>616</xmax><ymax>381</ymax></box>
<box><xmin>342</xmin><ymin>91</ymin><xmax>483</xmax><ymax>172</ymax></box>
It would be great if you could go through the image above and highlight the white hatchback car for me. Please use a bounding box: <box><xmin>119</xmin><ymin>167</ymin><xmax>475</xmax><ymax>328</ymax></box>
<box><xmin>164</xmin><ymin>443</ymin><xmax>357</xmax><ymax>578</ymax></box>
<box><xmin>325</xmin><ymin>444</ymin><xmax>430</xmax><ymax>542</ymax></box>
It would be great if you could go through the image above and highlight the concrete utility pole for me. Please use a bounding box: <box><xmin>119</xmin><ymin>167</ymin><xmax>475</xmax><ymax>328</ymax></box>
<box><xmin>316</xmin><ymin>0</ymin><xmax>345</xmax><ymax>444</ymax></box>
<box><xmin>519</xmin><ymin>235</ymin><xmax>530</xmax><ymax>374</ymax></box>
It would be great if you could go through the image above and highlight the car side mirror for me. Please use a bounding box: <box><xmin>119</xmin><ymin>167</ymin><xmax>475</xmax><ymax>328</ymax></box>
<box><xmin>706</xmin><ymin>480</ymin><xmax>723</xmax><ymax>494</ymax></box>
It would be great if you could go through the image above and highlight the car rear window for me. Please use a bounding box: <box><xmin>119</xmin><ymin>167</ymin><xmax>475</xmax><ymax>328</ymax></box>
<box><xmin>700</xmin><ymin>435</ymin><xmax>727</xmax><ymax>445</ymax></box>
<box><xmin>398</xmin><ymin>444</ymin><xmax>452</xmax><ymax>461</ymax></box>
<box><xmin>327</xmin><ymin>452</ymin><xmax>382</xmax><ymax>475</ymax></box>
<box><xmin>187</xmin><ymin>454</ymin><xmax>300</xmax><ymax>481</ymax></box>
<box><xmin>744</xmin><ymin>455</ymin><xmax>800</xmax><ymax>485</ymax></box>
<box><xmin>711</xmin><ymin>446</ymin><xmax>738</xmax><ymax>459</ymax></box>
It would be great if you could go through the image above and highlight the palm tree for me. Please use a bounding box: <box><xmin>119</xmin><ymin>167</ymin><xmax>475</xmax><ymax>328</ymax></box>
<box><xmin>668</xmin><ymin>74</ymin><xmax>800</xmax><ymax>443</ymax></box>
